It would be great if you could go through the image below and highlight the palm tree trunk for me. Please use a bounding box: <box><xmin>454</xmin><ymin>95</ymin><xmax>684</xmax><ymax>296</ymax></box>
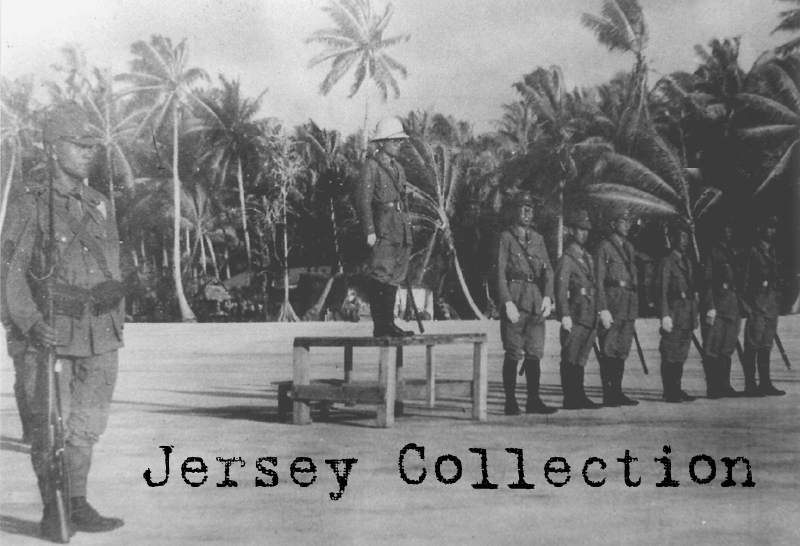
<box><xmin>557</xmin><ymin>179</ymin><xmax>565</xmax><ymax>258</ymax></box>
<box><xmin>224</xmin><ymin>248</ymin><xmax>231</xmax><ymax>280</ymax></box>
<box><xmin>278</xmin><ymin>189</ymin><xmax>298</xmax><ymax>322</ymax></box>
<box><xmin>417</xmin><ymin>228</ymin><xmax>438</xmax><ymax>285</ymax></box>
<box><xmin>237</xmin><ymin>157</ymin><xmax>252</xmax><ymax>267</ymax></box>
<box><xmin>172</xmin><ymin>109</ymin><xmax>196</xmax><ymax>322</ymax></box>
<box><xmin>199</xmin><ymin>228</ymin><xmax>208</xmax><ymax>276</ymax></box>
<box><xmin>205</xmin><ymin>234</ymin><xmax>220</xmax><ymax>279</ymax></box>
<box><xmin>362</xmin><ymin>63</ymin><xmax>371</xmax><ymax>150</ymax></box>
<box><xmin>0</xmin><ymin>146</ymin><xmax>16</xmax><ymax>238</ymax></box>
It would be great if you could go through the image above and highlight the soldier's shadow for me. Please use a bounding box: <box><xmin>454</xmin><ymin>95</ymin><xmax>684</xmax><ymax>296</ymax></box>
<box><xmin>0</xmin><ymin>514</ymin><xmax>40</xmax><ymax>541</ymax></box>
<box><xmin>0</xmin><ymin>435</ymin><xmax>30</xmax><ymax>455</ymax></box>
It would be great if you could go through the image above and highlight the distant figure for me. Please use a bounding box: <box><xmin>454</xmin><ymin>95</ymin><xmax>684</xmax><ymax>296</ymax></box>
<box><xmin>595</xmin><ymin>208</ymin><xmax>640</xmax><ymax>407</ymax></box>
<box><xmin>495</xmin><ymin>192</ymin><xmax>556</xmax><ymax>416</ymax></box>
<box><xmin>554</xmin><ymin>210</ymin><xmax>601</xmax><ymax>410</ymax></box>
<box><xmin>355</xmin><ymin>117</ymin><xmax>414</xmax><ymax>337</ymax></box>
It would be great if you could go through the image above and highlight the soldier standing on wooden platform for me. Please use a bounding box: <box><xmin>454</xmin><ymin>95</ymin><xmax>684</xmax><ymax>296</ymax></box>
<box><xmin>554</xmin><ymin>210</ymin><xmax>601</xmax><ymax>410</ymax></box>
<box><xmin>741</xmin><ymin>215</ymin><xmax>786</xmax><ymax>397</ymax></box>
<box><xmin>355</xmin><ymin>117</ymin><xmax>414</xmax><ymax>337</ymax></box>
<box><xmin>595</xmin><ymin>208</ymin><xmax>640</xmax><ymax>407</ymax></box>
<box><xmin>656</xmin><ymin>224</ymin><xmax>698</xmax><ymax>403</ymax></box>
<box><xmin>496</xmin><ymin>192</ymin><xmax>557</xmax><ymax>416</ymax></box>
<box><xmin>700</xmin><ymin>217</ymin><xmax>743</xmax><ymax>398</ymax></box>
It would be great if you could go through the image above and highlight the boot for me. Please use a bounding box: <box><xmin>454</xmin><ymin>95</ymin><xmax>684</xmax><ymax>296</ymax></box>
<box><xmin>503</xmin><ymin>356</ymin><xmax>521</xmax><ymax>415</ymax></box>
<box><xmin>662</xmin><ymin>361</ymin><xmax>681</xmax><ymax>403</ymax></box>
<box><xmin>757</xmin><ymin>348</ymin><xmax>786</xmax><ymax>396</ymax></box>
<box><xmin>675</xmin><ymin>361</ymin><xmax>696</xmax><ymax>402</ymax></box>
<box><xmin>524</xmin><ymin>358</ymin><xmax>557</xmax><ymax>414</ymax></box>
<box><xmin>599</xmin><ymin>357</ymin><xmax>619</xmax><ymax>407</ymax></box>
<box><xmin>560</xmin><ymin>362</ymin><xmax>579</xmax><ymax>409</ymax></box>
<box><xmin>741</xmin><ymin>349</ymin><xmax>763</xmax><ymax>397</ymax></box>
<box><xmin>384</xmin><ymin>284</ymin><xmax>414</xmax><ymax>337</ymax></box>
<box><xmin>70</xmin><ymin>496</ymin><xmax>124</xmax><ymax>533</ymax></box>
<box><xmin>615</xmin><ymin>359</ymin><xmax>639</xmax><ymax>406</ymax></box>
<box><xmin>703</xmin><ymin>356</ymin><xmax>722</xmax><ymax>399</ymax></box>
<box><xmin>719</xmin><ymin>357</ymin><xmax>740</xmax><ymax>397</ymax></box>
<box><xmin>370</xmin><ymin>281</ymin><xmax>412</xmax><ymax>337</ymax></box>
<box><xmin>40</xmin><ymin>501</ymin><xmax>75</xmax><ymax>542</ymax></box>
<box><xmin>575</xmin><ymin>366</ymin><xmax>601</xmax><ymax>409</ymax></box>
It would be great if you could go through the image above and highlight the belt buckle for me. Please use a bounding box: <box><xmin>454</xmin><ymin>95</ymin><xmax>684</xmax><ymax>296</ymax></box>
<box><xmin>722</xmin><ymin>282</ymin><xmax>729</xmax><ymax>290</ymax></box>
<box><xmin>680</xmin><ymin>291</ymin><xmax>686</xmax><ymax>299</ymax></box>
<box><xmin>619</xmin><ymin>280</ymin><xmax>627</xmax><ymax>288</ymax></box>
<box><xmin>395</xmin><ymin>201</ymin><xmax>402</xmax><ymax>211</ymax></box>
<box><xmin>580</xmin><ymin>287</ymin><xmax>586</xmax><ymax>296</ymax></box>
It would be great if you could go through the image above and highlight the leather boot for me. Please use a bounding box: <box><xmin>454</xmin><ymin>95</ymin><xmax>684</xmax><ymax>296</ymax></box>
<box><xmin>384</xmin><ymin>284</ymin><xmax>413</xmax><ymax>337</ymax></box>
<box><xmin>741</xmin><ymin>349</ymin><xmax>763</xmax><ymax>397</ymax></box>
<box><xmin>560</xmin><ymin>362</ymin><xmax>577</xmax><ymax>409</ymax></box>
<box><xmin>615</xmin><ymin>359</ymin><xmax>639</xmax><ymax>406</ymax></box>
<box><xmin>662</xmin><ymin>361</ymin><xmax>680</xmax><ymax>403</ymax></box>
<box><xmin>502</xmin><ymin>356</ymin><xmax>521</xmax><ymax>415</ymax></box>
<box><xmin>575</xmin><ymin>366</ymin><xmax>600</xmax><ymax>409</ymax></box>
<box><xmin>720</xmin><ymin>356</ymin><xmax>740</xmax><ymax>397</ymax></box>
<box><xmin>40</xmin><ymin>501</ymin><xmax>75</xmax><ymax>542</ymax></box>
<box><xmin>703</xmin><ymin>356</ymin><xmax>722</xmax><ymax>399</ymax></box>
<box><xmin>757</xmin><ymin>348</ymin><xmax>786</xmax><ymax>396</ymax></box>
<box><xmin>675</xmin><ymin>361</ymin><xmax>696</xmax><ymax>402</ymax></box>
<box><xmin>524</xmin><ymin>358</ymin><xmax>557</xmax><ymax>414</ymax></box>
<box><xmin>599</xmin><ymin>357</ymin><xmax>617</xmax><ymax>407</ymax></box>
<box><xmin>70</xmin><ymin>496</ymin><xmax>124</xmax><ymax>533</ymax></box>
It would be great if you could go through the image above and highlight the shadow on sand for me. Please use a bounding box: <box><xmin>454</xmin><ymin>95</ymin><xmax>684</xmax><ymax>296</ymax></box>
<box><xmin>0</xmin><ymin>514</ymin><xmax>41</xmax><ymax>541</ymax></box>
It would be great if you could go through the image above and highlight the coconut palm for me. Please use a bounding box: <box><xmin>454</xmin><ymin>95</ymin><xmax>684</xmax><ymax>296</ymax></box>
<box><xmin>117</xmin><ymin>35</ymin><xmax>212</xmax><ymax>321</ymax></box>
<box><xmin>188</xmin><ymin>76</ymin><xmax>268</xmax><ymax>267</ymax></box>
<box><xmin>774</xmin><ymin>0</ymin><xmax>800</xmax><ymax>55</ymax></box>
<box><xmin>307</xmin><ymin>0</ymin><xmax>410</xmax><ymax>145</ymax></box>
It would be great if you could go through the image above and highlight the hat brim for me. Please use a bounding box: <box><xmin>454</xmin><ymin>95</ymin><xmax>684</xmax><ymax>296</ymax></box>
<box><xmin>372</xmin><ymin>132</ymin><xmax>409</xmax><ymax>142</ymax></box>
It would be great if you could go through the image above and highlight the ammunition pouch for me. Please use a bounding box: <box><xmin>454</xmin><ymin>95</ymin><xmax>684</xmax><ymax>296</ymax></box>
<box><xmin>90</xmin><ymin>280</ymin><xmax>125</xmax><ymax>314</ymax></box>
<box><xmin>49</xmin><ymin>280</ymin><xmax>124</xmax><ymax>319</ymax></box>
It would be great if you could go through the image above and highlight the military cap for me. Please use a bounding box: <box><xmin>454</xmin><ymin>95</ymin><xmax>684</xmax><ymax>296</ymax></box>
<box><xmin>610</xmin><ymin>207</ymin><xmax>633</xmax><ymax>222</ymax></box>
<box><xmin>44</xmin><ymin>101</ymin><xmax>100</xmax><ymax>146</ymax></box>
<box><xmin>566</xmin><ymin>209</ymin><xmax>592</xmax><ymax>230</ymax></box>
<box><xmin>668</xmin><ymin>217</ymin><xmax>692</xmax><ymax>238</ymax></box>
<box><xmin>755</xmin><ymin>215</ymin><xmax>778</xmax><ymax>227</ymax></box>
<box><xmin>512</xmin><ymin>191</ymin><xmax>537</xmax><ymax>209</ymax></box>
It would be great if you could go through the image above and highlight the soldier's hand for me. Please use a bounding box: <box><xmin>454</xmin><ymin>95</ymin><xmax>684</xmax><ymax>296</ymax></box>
<box><xmin>561</xmin><ymin>316</ymin><xmax>572</xmax><ymax>332</ymax></box>
<box><xmin>541</xmin><ymin>296</ymin><xmax>552</xmax><ymax>318</ymax></box>
<box><xmin>30</xmin><ymin>320</ymin><xmax>60</xmax><ymax>346</ymax></box>
<box><xmin>661</xmin><ymin>316</ymin><xmax>673</xmax><ymax>333</ymax></box>
<box><xmin>706</xmin><ymin>309</ymin><xmax>716</xmax><ymax>326</ymax></box>
<box><xmin>505</xmin><ymin>301</ymin><xmax>520</xmax><ymax>324</ymax></box>
<box><xmin>367</xmin><ymin>233</ymin><xmax>377</xmax><ymax>247</ymax></box>
<box><xmin>599</xmin><ymin>310</ymin><xmax>613</xmax><ymax>329</ymax></box>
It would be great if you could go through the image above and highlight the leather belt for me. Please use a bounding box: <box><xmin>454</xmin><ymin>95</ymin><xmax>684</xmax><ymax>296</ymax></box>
<box><xmin>670</xmin><ymin>291</ymin><xmax>697</xmax><ymax>301</ymax></box>
<box><xmin>604</xmin><ymin>279</ymin><xmax>636</xmax><ymax>291</ymax></box>
<box><xmin>509</xmin><ymin>273</ymin><xmax>538</xmax><ymax>283</ymax></box>
<box><xmin>572</xmin><ymin>287</ymin><xmax>594</xmax><ymax>297</ymax></box>
<box><xmin>721</xmin><ymin>282</ymin><xmax>736</xmax><ymax>292</ymax></box>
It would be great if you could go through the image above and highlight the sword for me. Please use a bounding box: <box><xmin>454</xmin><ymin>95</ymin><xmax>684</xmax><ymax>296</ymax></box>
<box><xmin>691</xmin><ymin>333</ymin><xmax>705</xmax><ymax>358</ymax></box>
<box><xmin>633</xmin><ymin>328</ymin><xmax>649</xmax><ymax>375</ymax></box>
<box><xmin>774</xmin><ymin>333</ymin><xmax>792</xmax><ymax>370</ymax></box>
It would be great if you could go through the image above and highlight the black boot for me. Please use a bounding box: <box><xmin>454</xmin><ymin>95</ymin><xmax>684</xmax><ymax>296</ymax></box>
<box><xmin>615</xmin><ymin>359</ymin><xmax>639</xmax><ymax>406</ymax></box>
<box><xmin>742</xmin><ymin>349</ymin><xmax>763</xmax><ymax>397</ymax></box>
<box><xmin>40</xmin><ymin>501</ymin><xmax>75</xmax><ymax>542</ymax></box>
<box><xmin>719</xmin><ymin>357</ymin><xmax>740</xmax><ymax>397</ymax></box>
<box><xmin>662</xmin><ymin>361</ymin><xmax>680</xmax><ymax>403</ymax></box>
<box><xmin>575</xmin><ymin>366</ymin><xmax>600</xmax><ymax>409</ymax></box>
<box><xmin>503</xmin><ymin>356</ymin><xmax>521</xmax><ymax>415</ymax></box>
<box><xmin>703</xmin><ymin>356</ymin><xmax>722</xmax><ymax>399</ymax></box>
<box><xmin>599</xmin><ymin>357</ymin><xmax>618</xmax><ymax>407</ymax></box>
<box><xmin>384</xmin><ymin>284</ymin><xmax>414</xmax><ymax>337</ymax></box>
<box><xmin>70</xmin><ymin>496</ymin><xmax>124</xmax><ymax>533</ymax></box>
<box><xmin>757</xmin><ymin>348</ymin><xmax>786</xmax><ymax>396</ymax></box>
<box><xmin>560</xmin><ymin>362</ymin><xmax>578</xmax><ymax>409</ymax></box>
<box><xmin>675</xmin><ymin>361</ymin><xmax>696</xmax><ymax>402</ymax></box>
<box><xmin>524</xmin><ymin>358</ymin><xmax>557</xmax><ymax>414</ymax></box>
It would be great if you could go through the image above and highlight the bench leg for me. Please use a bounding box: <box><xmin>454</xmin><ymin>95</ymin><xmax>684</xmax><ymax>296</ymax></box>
<box><xmin>344</xmin><ymin>345</ymin><xmax>353</xmax><ymax>383</ymax></box>
<box><xmin>293</xmin><ymin>345</ymin><xmax>312</xmax><ymax>425</ymax></box>
<box><xmin>377</xmin><ymin>346</ymin><xmax>396</xmax><ymax>428</ymax></box>
<box><xmin>473</xmin><ymin>341</ymin><xmax>488</xmax><ymax>421</ymax></box>
<box><xmin>426</xmin><ymin>345</ymin><xmax>436</xmax><ymax>408</ymax></box>
<box><xmin>395</xmin><ymin>346</ymin><xmax>404</xmax><ymax>416</ymax></box>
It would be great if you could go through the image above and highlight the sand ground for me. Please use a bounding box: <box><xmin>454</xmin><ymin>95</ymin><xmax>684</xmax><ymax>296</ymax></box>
<box><xmin>1</xmin><ymin>317</ymin><xmax>798</xmax><ymax>546</ymax></box>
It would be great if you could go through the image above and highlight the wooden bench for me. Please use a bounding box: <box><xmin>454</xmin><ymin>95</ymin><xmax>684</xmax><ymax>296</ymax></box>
<box><xmin>291</xmin><ymin>333</ymin><xmax>488</xmax><ymax>428</ymax></box>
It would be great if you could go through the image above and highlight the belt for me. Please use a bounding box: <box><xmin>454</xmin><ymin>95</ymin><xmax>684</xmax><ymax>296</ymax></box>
<box><xmin>509</xmin><ymin>273</ymin><xmax>538</xmax><ymax>283</ymax></box>
<box><xmin>379</xmin><ymin>200</ymin><xmax>405</xmax><ymax>211</ymax></box>
<box><xmin>721</xmin><ymin>282</ymin><xmax>737</xmax><ymax>292</ymax></box>
<box><xmin>604</xmin><ymin>279</ymin><xmax>636</xmax><ymax>290</ymax></box>
<box><xmin>571</xmin><ymin>287</ymin><xmax>594</xmax><ymax>297</ymax></box>
<box><xmin>670</xmin><ymin>291</ymin><xmax>697</xmax><ymax>301</ymax></box>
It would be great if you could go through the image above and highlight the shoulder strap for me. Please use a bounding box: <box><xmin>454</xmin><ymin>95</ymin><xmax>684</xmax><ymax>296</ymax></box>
<box><xmin>50</xmin><ymin>204</ymin><xmax>114</xmax><ymax>280</ymax></box>
<box><xmin>373</xmin><ymin>158</ymin><xmax>404</xmax><ymax>196</ymax></box>
<box><xmin>508</xmin><ymin>230</ymin><xmax>544</xmax><ymax>276</ymax></box>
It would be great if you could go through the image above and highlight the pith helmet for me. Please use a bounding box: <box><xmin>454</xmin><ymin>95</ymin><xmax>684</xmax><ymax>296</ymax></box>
<box><xmin>567</xmin><ymin>209</ymin><xmax>592</xmax><ymax>230</ymax></box>
<box><xmin>44</xmin><ymin>101</ymin><xmax>100</xmax><ymax>146</ymax></box>
<box><xmin>512</xmin><ymin>191</ymin><xmax>536</xmax><ymax>209</ymax></box>
<box><xmin>372</xmin><ymin>117</ymin><xmax>408</xmax><ymax>141</ymax></box>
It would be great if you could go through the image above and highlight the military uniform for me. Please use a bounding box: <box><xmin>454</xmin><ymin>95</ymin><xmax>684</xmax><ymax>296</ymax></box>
<box><xmin>657</xmin><ymin>247</ymin><xmax>698</xmax><ymax>402</ymax></box>
<box><xmin>701</xmin><ymin>240</ymin><xmax>742</xmax><ymax>397</ymax></box>
<box><xmin>496</xmin><ymin>195</ymin><xmax>555</xmax><ymax>414</ymax></box>
<box><xmin>595</xmin><ymin>212</ymin><xmax>639</xmax><ymax>406</ymax></box>
<box><xmin>741</xmin><ymin>231</ymin><xmax>784</xmax><ymax>395</ymax></box>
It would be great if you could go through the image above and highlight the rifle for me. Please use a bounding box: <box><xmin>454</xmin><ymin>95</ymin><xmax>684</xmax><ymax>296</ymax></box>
<box><xmin>691</xmin><ymin>333</ymin><xmax>705</xmax><ymax>359</ymax></box>
<box><xmin>774</xmin><ymin>333</ymin><xmax>792</xmax><ymax>370</ymax></box>
<box><xmin>632</xmin><ymin>328</ymin><xmax>649</xmax><ymax>375</ymax></box>
<box><xmin>405</xmin><ymin>279</ymin><xmax>424</xmax><ymax>334</ymax></box>
<box><xmin>735</xmin><ymin>339</ymin><xmax>745</xmax><ymax>365</ymax></box>
<box><xmin>44</xmin><ymin>138</ymin><xmax>71</xmax><ymax>542</ymax></box>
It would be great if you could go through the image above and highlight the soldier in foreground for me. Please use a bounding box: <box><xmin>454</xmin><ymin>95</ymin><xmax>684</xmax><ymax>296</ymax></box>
<box><xmin>554</xmin><ymin>210</ymin><xmax>601</xmax><ymax>409</ymax></box>
<box><xmin>595</xmin><ymin>208</ymin><xmax>640</xmax><ymax>407</ymax></box>
<box><xmin>355</xmin><ymin>117</ymin><xmax>414</xmax><ymax>337</ymax></box>
<box><xmin>700</xmin><ymin>217</ymin><xmax>743</xmax><ymax>398</ymax></box>
<box><xmin>741</xmin><ymin>216</ymin><xmax>786</xmax><ymax>396</ymax></box>
<box><xmin>496</xmin><ymin>192</ymin><xmax>557</xmax><ymax>415</ymax></box>
<box><xmin>656</xmin><ymin>224</ymin><xmax>698</xmax><ymax>403</ymax></box>
<box><xmin>3</xmin><ymin>102</ymin><xmax>125</xmax><ymax>539</ymax></box>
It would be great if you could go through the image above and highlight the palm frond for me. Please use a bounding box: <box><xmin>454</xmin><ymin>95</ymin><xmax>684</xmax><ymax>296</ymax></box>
<box><xmin>751</xmin><ymin>140</ymin><xmax>798</xmax><ymax>197</ymax></box>
<box><xmin>584</xmin><ymin>183</ymin><xmax>679</xmax><ymax>217</ymax></box>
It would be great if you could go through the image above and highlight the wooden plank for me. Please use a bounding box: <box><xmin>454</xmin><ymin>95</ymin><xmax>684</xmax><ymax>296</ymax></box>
<box><xmin>376</xmin><ymin>347</ymin><xmax>395</xmax><ymax>428</ymax></box>
<box><xmin>395</xmin><ymin>346</ymin><xmax>404</xmax><ymax>416</ymax></box>
<box><xmin>343</xmin><ymin>345</ymin><xmax>353</xmax><ymax>383</ymax></box>
<box><xmin>292</xmin><ymin>345</ymin><xmax>311</xmax><ymax>425</ymax></box>
<box><xmin>426</xmin><ymin>345</ymin><xmax>436</xmax><ymax>408</ymax></box>
<box><xmin>292</xmin><ymin>382</ymin><xmax>385</xmax><ymax>405</ymax></box>
<box><xmin>472</xmin><ymin>341</ymin><xmax>488</xmax><ymax>421</ymax></box>
<box><xmin>293</xmin><ymin>333</ymin><xmax>487</xmax><ymax>348</ymax></box>
<box><xmin>401</xmin><ymin>379</ymin><xmax>473</xmax><ymax>400</ymax></box>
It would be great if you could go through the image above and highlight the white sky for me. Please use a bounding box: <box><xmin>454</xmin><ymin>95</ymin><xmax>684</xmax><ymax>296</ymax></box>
<box><xmin>0</xmin><ymin>0</ymin><xmax>790</xmax><ymax>135</ymax></box>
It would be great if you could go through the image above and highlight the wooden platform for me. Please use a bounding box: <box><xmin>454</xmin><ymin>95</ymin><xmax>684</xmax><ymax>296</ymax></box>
<box><xmin>291</xmin><ymin>333</ymin><xmax>488</xmax><ymax>428</ymax></box>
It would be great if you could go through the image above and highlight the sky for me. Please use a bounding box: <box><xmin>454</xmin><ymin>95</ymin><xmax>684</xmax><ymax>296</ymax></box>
<box><xmin>0</xmin><ymin>0</ymin><xmax>790</xmax><ymax>135</ymax></box>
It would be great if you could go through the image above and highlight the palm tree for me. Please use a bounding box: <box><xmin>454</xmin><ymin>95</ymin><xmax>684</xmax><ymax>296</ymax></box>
<box><xmin>188</xmin><ymin>76</ymin><xmax>268</xmax><ymax>267</ymax></box>
<box><xmin>774</xmin><ymin>0</ymin><xmax>800</xmax><ymax>55</ymax></box>
<box><xmin>307</xmin><ymin>0</ymin><xmax>410</xmax><ymax>145</ymax></box>
<box><xmin>117</xmin><ymin>35</ymin><xmax>212</xmax><ymax>322</ymax></box>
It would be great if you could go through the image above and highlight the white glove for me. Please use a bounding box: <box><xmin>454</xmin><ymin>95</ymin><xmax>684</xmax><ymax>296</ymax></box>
<box><xmin>599</xmin><ymin>309</ymin><xmax>613</xmax><ymax>330</ymax></box>
<box><xmin>561</xmin><ymin>316</ymin><xmax>573</xmax><ymax>332</ymax></box>
<box><xmin>367</xmin><ymin>233</ymin><xmax>377</xmax><ymax>247</ymax></box>
<box><xmin>505</xmin><ymin>301</ymin><xmax>520</xmax><ymax>324</ymax></box>
<box><xmin>662</xmin><ymin>316</ymin><xmax>673</xmax><ymax>333</ymax></box>
<box><xmin>541</xmin><ymin>297</ymin><xmax>552</xmax><ymax>318</ymax></box>
<box><xmin>706</xmin><ymin>309</ymin><xmax>716</xmax><ymax>326</ymax></box>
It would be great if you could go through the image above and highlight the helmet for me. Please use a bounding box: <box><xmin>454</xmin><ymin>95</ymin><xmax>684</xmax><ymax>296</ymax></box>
<box><xmin>566</xmin><ymin>209</ymin><xmax>592</xmax><ymax>230</ymax></box>
<box><xmin>371</xmin><ymin>117</ymin><xmax>408</xmax><ymax>141</ymax></box>
<box><xmin>44</xmin><ymin>101</ymin><xmax>100</xmax><ymax>146</ymax></box>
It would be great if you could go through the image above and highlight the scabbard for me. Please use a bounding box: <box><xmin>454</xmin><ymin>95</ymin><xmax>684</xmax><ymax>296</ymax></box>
<box><xmin>774</xmin><ymin>333</ymin><xmax>792</xmax><ymax>370</ymax></box>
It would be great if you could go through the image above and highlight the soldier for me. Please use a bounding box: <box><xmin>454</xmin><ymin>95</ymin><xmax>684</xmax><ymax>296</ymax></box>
<box><xmin>657</xmin><ymin>224</ymin><xmax>698</xmax><ymax>403</ymax></box>
<box><xmin>741</xmin><ymin>216</ymin><xmax>786</xmax><ymax>396</ymax></box>
<box><xmin>595</xmin><ymin>208</ymin><xmax>640</xmax><ymax>407</ymax></box>
<box><xmin>355</xmin><ymin>117</ymin><xmax>414</xmax><ymax>337</ymax></box>
<box><xmin>3</xmin><ymin>102</ymin><xmax>125</xmax><ymax>539</ymax></box>
<box><xmin>554</xmin><ymin>210</ymin><xmax>601</xmax><ymax>410</ymax></box>
<box><xmin>496</xmin><ymin>192</ymin><xmax>557</xmax><ymax>415</ymax></box>
<box><xmin>700</xmin><ymin>217</ymin><xmax>743</xmax><ymax>398</ymax></box>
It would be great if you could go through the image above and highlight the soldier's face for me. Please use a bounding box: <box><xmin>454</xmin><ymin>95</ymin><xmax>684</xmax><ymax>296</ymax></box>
<box><xmin>722</xmin><ymin>225</ymin><xmax>733</xmax><ymax>242</ymax></box>
<box><xmin>382</xmin><ymin>140</ymin><xmax>402</xmax><ymax>156</ymax></box>
<box><xmin>517</xmin><ymin>205</ymin><xmax>534</xmax><ymax>226</ymax></box>
<box><xmin>677</xmin><ymin>231</ymin><xmax>689</xmax><ymax>251</ymax></box>
<box><xmin>572</xmin><ymin>226</ymin><xmax>589</xmax><ymax>246</ymax></box>
<box><xmin>54</xmin><ymin>138</ymin><xmax>96</xmax><ymax>181</ymax></box>
<box><xmin>613</xmin><ymin>217</ymin><xmax>631</xmax><ymax>237</ymax></box>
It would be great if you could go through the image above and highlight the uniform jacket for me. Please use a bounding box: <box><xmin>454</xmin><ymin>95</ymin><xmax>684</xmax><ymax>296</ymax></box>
<box><xmin>657</xmin><ymin>249</ymin><xmax>698</xmax><ymax>331</ymax></box>
<box><xmin>742</xmin><ymin>241</ymin><xmax>779</xmax><ymax>319</ymax></box>
<box><xmin>355</xmin><ymin>154</ymin><xmax>412</xmax><ymax>245</ymax></box>
<box><xmin>496</xmin><ymin>227</ymin><xmax>554</xmax><ymax>315</ymax></box>
<box><xmin>702</xmin><ymin>242</ymin><xmax>741</xmax><ymax>320</ymax></box>
<box><xmin>595</xmin><ymin>235</ymin><xmax>638</xmax><ymax>321</ymax></box>
<box><xmin>555</xmin><ymin>242</ymin><xmax>597</xmax><ymax>327</ymax></box>
<box><xmin>4</xmin><ymin>179</ymin><xmax>124</xmax><ymax>357</ymax></box>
